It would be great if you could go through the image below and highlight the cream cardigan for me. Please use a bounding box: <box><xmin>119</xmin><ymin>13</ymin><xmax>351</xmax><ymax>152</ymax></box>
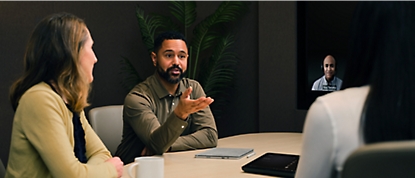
<box><xmin>6</xmin><ymin>82</ymin><xmax>118</xmax><ymax>178</ymax></box>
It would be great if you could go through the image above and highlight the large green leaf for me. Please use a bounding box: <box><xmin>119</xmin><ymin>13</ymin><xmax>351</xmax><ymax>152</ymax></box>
<box><xmin>168</xmin><ymin>1</ymin><xmax>196</xmax><ymax>36</ymax></box>
<box><xmin>119</xmin><ymin>57</ymin><xmax>142</xmax><ymax>92</ymax></box>
<box><xmin>200</xmin><ymin>34</ymin><xmax>238</xmax><ymax>97</ymax></box>
<box><xmin>136</xmin><ymin>5</ymin><xmax>178</xmax><ymax>53</ymax></box>
<box><xmin>188</xmin><ymin>1</ymin><xmax>249</xmax><ymax>79</ymax></box>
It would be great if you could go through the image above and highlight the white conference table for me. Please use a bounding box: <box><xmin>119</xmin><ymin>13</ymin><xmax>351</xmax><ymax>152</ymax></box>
<box><xmin>122</xmin><ymin>132</ymin><xmax>303</xmax><ymax>178</ymax></box>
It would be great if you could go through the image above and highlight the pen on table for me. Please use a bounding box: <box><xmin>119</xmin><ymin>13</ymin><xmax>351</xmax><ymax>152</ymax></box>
<box><xmin>246</xmin><ymin>152</ymin><xmax>256</xmax><ymax>158</ymax></box>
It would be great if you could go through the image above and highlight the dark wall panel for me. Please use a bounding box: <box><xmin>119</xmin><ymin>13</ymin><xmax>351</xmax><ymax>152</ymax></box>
<box><xmin>258</xmin><ymin>1</ymin><xmax>307</xmax><ymax>132</ymax></box>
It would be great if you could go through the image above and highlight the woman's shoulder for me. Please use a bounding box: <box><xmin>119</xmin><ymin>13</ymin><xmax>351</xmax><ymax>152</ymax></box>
<box><xmin>23</xmin><ymin>82</ymin><xmax>53</xmax><ymax>94</ymax></box>
<box><xmin>16</xmin><ymin>82</ymin><xmax>68</xmax><ymax>120</ymax></box>
<box><xmin>318</xmin><ymin>85</ymin><xmax>370</xmax><ymax>103</ymax></box>
<box><xmin>20</xmin><ymin>82</ymin><xmax>62</xmax><ymax>104</ymax></box>
<box><xmin>311</xmin><ymin>85</ymin><xmax>370</xmax><ymax>124</ymax></box>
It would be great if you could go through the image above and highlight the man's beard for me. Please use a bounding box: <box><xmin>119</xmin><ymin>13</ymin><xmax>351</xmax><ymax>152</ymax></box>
<box><xmin>157</xmin><ymin>64</ymin><xmax>185</xmax><ymax>84</ymax></box>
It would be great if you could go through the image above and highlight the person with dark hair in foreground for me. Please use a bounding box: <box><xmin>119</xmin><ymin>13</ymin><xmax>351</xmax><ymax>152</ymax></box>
<box><xmin>115</xmin><ymin>31</ymin><xmax>218</xmax><ymax>164</ymax></box>
<box><xmin>6</xmin><ymin>13</ymin><xmax>123</xmax><ymax>177</ymax></box>
<box><xmin>296</xmin><ymin>2</ymin><xmax>415</xmax><ymax>178</ymax></box>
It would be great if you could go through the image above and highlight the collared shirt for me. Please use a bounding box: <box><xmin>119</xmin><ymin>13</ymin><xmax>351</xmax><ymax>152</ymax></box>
<box><xmin>115</xmin><ymin>72</ymin><xmax>218</xmax><ymax>164</ymax></box>
<box><xmin>311</xmin><ymin>76</ymin><xmax>343</xmax><ymax>91</ymax></box>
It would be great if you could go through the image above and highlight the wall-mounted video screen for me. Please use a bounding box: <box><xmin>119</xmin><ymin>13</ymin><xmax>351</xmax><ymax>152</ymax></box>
<box><xmin>297</xmin><ymin>1</ymin><xmax>358</xmax><ymax>110</ymax></box>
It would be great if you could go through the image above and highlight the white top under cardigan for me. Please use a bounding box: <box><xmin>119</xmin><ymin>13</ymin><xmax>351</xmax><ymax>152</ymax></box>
<box><xmin>295</xmin><ymin>85</ymin><xmax>370</xmax><ymax>178</ymax></box>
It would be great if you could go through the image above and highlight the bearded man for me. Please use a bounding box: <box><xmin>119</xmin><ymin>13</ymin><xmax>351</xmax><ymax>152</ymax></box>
<box><xmin>115</xmin><ymin>31</ymin><xmax>218</xmax><ymax>164</ymax></box>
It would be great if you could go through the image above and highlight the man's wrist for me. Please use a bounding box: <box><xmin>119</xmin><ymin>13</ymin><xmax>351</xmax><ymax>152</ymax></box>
<box><xmin>173</xmin><ymin>108</ymin><xmax>189</xmax><ymax>120</ymax></box>
<box><xmin>174</xmin><ymin>109</ymin><xmax>188</xmax><ymax>120</ymax></box>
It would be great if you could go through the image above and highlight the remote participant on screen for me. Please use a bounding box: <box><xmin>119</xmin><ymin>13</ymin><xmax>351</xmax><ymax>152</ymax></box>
<box><xmin>311</xmin><ymin>55</ymin><xmax>343</xmax><ymax>91</ymax></box>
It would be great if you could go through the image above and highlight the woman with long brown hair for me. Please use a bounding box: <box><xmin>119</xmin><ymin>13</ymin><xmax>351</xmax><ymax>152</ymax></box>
<box><xmin>6</xmin><ymin>12</ymin><xmax>123</xmax><ymax>178</ymax></box>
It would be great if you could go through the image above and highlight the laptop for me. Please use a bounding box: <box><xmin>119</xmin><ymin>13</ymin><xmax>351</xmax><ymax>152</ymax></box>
<box><xmin>242</xmin><ymin>152</ymin><xmax>300</xmax><ymax>178</ymax></box>
<box><xmin>195</xmin><ymin>147</ymin><xmax>254</xmax><ymax>160</ymax></box>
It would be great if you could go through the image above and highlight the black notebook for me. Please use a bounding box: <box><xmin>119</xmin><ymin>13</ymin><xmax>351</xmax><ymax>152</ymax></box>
<box><xmin>242</xmin><ymin>152</ymin><xmax>300</xmax><ymax>178</ymax></box>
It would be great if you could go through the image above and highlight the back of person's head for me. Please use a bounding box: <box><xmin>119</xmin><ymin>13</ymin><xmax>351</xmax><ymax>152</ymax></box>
<box><xmin>153</xmin><ymin>31</ymin><xmax>187</xmax><ymax>54</ymax></box>
<box><xmin>10</xmin><ymin>12</ymin><xmax>91</xmax><ymax>113</ymax></box>
<box><xmin>342</xmin><ymin>2</ymin><xmax>415</xmax><ymax>143</ymax></box>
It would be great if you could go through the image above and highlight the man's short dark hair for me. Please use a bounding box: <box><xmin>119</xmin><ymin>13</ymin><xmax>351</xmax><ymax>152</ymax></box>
<box><xmin>153</xmin><ymin>31</ymin><xmax>188</xmax><ymax>53</ymax></box>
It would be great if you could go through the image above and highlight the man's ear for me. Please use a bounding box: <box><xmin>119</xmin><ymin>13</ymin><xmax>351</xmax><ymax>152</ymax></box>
<box><xmin>151</xmin><ymin>52</ymin><xmax>157</xmax><ymax>66</ymax></box>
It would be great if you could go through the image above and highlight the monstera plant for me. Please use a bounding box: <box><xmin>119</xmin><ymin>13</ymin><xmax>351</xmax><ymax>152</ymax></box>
<box><xmin>120</xmin><ymin>1</ymin><xmax>250</xmax><ymax>118</ymax></box>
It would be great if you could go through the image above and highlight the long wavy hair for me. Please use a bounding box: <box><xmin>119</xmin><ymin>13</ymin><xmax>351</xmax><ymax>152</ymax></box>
<box><xmin>10</xmin><ymin>12</ymin><xmax>91</xmax><ymax>113</ymax></box>
<box><xmin>342</xmin><ymin>2</ymin><xmax>415</xmax><ymax>143</ymax></box>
